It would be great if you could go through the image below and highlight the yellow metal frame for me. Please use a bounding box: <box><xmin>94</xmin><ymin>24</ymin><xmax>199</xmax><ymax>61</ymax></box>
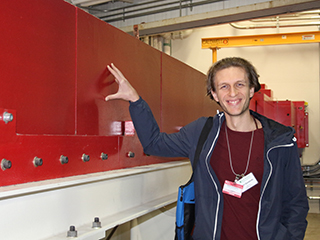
<box><xmin>201</xmin><ymin>31</ymin><xmax>320</xmax><ymax>62</ymax></box>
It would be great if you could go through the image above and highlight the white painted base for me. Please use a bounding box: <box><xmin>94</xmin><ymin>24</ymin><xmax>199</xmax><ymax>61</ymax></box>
<box><xmin>0</xmin><ymin>161</ymin><xmax>192</xmax><ymax>240</ymax></box>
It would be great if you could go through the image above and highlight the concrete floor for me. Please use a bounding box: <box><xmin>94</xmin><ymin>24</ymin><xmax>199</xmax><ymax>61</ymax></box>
<box><xmin>304</xmin><ymin>179</ymin><xmax>320</xmax><ymax>239</ymax></box>
<box><xmin>305</xmin><ymin>213</ymin><xmax>320</xmax><ymax>240</ymax></box>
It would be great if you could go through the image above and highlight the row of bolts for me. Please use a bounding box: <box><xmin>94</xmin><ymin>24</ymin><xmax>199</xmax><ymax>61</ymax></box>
<box><xmin>0</xmin><ymin>112</ymin><xmax>137</xmax><ymax>171</ymax></box>
<box><xmin>1</xmin><ymin>151</ymin><xmax>136</xmax><ymax>171</ymax></box>
<box><xmin>1</xmin><ymin>111</ymin><xmax>126</xmax><ymax>236</ymax></box>
<box><xmin>67</xmin><ymin>217</ymin><xmax>102</xmax><ymax>237</ymax></box>
<box><xmin>1</xmin><ymin>113</ymin><xmax>128</xmax><ymax>236</ymax></box>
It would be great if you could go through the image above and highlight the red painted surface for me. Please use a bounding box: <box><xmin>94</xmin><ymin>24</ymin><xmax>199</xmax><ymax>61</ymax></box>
<box><xmin>161</xmin><ymin>54</ymin><xmax>219</xmax><ymax>133</ymax></box>
<box><xmin>0</xmin><ymin>1</ymin><xmax>219</xmax><ymax>186</ymax></box>
<box><xmin>250</xmin><ymin>91</ymin><xmax>275</xmax><ymax>120</ymax></box>
<box><xmin>250</xmin><ymin>86</ymin><xmax>308</xmax><ymax>148</ymax></box>
<box><xmin>293</xmin><ymin>101</ymin><xmax>309</xmax><ymax>148</ymax></box>
<box><xmin>0</xmin><ymin>0</ymin><xmax>76</xmax><ymax>135</ymax></box>
<box><xmin>275</xmin><ymin>101</ymin><xmax>296</xmax><ymax>128</ymax></box>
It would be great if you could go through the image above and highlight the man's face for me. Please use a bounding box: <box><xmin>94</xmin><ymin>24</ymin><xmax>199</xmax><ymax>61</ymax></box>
<box><xmin>211</xmin><ymin>66</ymin><xmax>254</xmax><ymax>117</ymax></box>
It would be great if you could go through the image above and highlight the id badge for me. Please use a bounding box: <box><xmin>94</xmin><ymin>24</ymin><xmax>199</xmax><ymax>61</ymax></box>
<box><xmin>222</xmin><ymin>180</ymin><xmax>243</xmax><ymax>198</ymax></box>
<box><xmin>235</xmin><ymin>172</ymin><xmax>258</xmax><ymax>193</ymax></box>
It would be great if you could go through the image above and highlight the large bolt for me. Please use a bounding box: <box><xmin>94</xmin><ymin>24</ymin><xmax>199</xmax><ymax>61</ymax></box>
<box><xmin>60</xmin><ymin>155</ymin><xmax>68</xmax><ymax>165</ymax></box>
<box><xmin>92</xmin><ymin>217</ymin><xmax>101</xmax><ymax>229</ymax></box>
<box><xmin>67</xmin><ymin>225</ymin><xmax>77</xmax><ymax>238</ymax></box>
<box><xmin>1</xmin><ymin>159</ymin><xmax>12</xmax><ymax>170</ymax></box>
<box><xmin>100</xmin><ymin>152</ymin><xmax>108</xmax><ymax>160</ymax></box>
<box><xmin>127</xmin><ymin>151</ymin><xmax>135</xmax><ymax>158</ymax></box>
<box><xmin>33</xmin><ymin>157</ymin><xmax>43</xmax><ymax>167</ymax></box>
<box><xmin>82</xmin><ymin>154</ymin><xmax>90</xmax><ymax>162</ymax></box>
<box><xmin>2</xmin><ymin>112</ymin><xmax>13</xmax><ymax>124</ymax></box>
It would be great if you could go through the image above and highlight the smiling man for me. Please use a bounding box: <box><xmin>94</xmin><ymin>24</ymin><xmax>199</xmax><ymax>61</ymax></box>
<box><xmin>105</xmin><ymin>57</ymin><xmax>309</xmax><ymax>240</ymax></box>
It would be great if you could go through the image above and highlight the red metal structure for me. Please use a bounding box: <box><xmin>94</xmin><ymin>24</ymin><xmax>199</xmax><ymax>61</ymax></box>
<box><xmin>0</xmin><ymin>0</ymin><xmax>218</xmax><ymax>187</ymax></box>
<box><xmin>250</xmin><ymin>85</ymin><xmax>308</xmax><ymax>149</ymax></box>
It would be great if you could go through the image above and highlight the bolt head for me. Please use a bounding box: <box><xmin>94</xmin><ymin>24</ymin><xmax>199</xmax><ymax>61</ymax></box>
<box><xmin>1</xmin><ymin>159</ymin><xmax>12</xmax><ymax>171</ymax></box>
<box><xmin>2</xmin><ymin>112</ymin><xmax>13</xmax><ymax>124</ymax></box>
<box><xmin>82</xmin><ymin>154</ymin><xmax>90</xmax><ymax>162</ymax></box>
<box><xmin>33</xmin><ymin>157</ymin><xmax>43</xmax><ymax>167</ymax></box>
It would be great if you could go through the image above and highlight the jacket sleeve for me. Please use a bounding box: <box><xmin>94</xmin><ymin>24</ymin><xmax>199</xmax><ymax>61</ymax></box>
<box><xmin>129</xmin><ymin>97</ymin><xmax>205</xmax><ymax>158</ymax></box>
<box><xmin>281</xmin><ymin>141</ymin><xmax>309</xmax><ymax>239</ymax></box>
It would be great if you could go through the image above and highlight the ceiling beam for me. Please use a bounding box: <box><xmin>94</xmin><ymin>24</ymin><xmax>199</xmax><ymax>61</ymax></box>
<box><xmin>118</xmin><ymin>0</ymin><xmax>320</xmax><ymax>36</ymax></box>
<box><xmin>71</xmin><ymin>0</ymin><xmax>132</xmax><ymax>7</ymax></box>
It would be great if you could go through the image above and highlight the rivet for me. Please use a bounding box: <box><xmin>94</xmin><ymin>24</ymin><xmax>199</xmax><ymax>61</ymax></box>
<box><xmin>127</xmin><ymin>151</ymin><xmax>135</xmax><ymax>158</ymax></box>
<box><xmin>2</xmin><ymin>112</ymin><xmax>13</xmax><ymax>124</ymax></box>
<box><xmin>60</xmin><ymin>155</ymin><xmax>69</xmax><ymax>165</ymax></box>
<box><xmin>1</xmin><ymin>159</ymin><xmax>12</xmax><ymax>170</ymax></box>
<box><xmin>101</xmin><ymin>152</ymin><xmax>108</xmax><ymax>160</ymax></box>
<box><xmin>67</xmin><ymin>225</ymin><xmax>77</xmax><ymax>238</ymax></box>
<box><xmin>33</xmin><ymin>157</ymin><xmax>43</xmax><ymax>167</ymax></box>
<box><xmin>92</xmin><ymin>217</ymin><xmax>101</xmax><ymax>228</ymax></box>
<box><xmin>82</xmin><ymin>154</ymin><xmax>90</xmax><ymax>162</ymax></box>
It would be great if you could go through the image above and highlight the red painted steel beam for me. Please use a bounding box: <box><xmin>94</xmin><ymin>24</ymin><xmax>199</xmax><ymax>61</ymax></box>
<box><xmin>0</xmin><ymin>0</ymin><xmax>219</xmax><ymax>187</ymax></box>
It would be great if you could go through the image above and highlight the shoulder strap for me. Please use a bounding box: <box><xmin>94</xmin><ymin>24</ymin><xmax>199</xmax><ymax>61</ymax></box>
<box><xmin>192</xmin><ymin>116</ymin><xmax>213</xmax><ymax>171</ymax></box>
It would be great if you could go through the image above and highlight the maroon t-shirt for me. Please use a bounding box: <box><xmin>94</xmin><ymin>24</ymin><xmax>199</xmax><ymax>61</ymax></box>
<box><xmin>210</xmin><ymin>121</ymin><xmax>264</xmax><ymax>240</ymax></box>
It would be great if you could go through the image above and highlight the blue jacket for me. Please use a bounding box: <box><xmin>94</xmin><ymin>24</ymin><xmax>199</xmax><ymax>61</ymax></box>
<box><xmin>129</xmin><ymin>97</ymin><xmax>309</xmax><ymax>240</ymax></box>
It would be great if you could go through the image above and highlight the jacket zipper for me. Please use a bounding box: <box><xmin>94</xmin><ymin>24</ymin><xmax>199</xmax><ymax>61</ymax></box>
<box><xmin>205</xmin><ymin>113</ymin><xmax>224</xmax><ymax>240</ymax></box>
<box><xmin>256</xmin><ymin>142</ymin><xmax>294</xmax><ymax>240</ymax></box>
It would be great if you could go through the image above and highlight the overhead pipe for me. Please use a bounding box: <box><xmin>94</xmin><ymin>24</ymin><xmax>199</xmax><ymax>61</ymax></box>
<box><xmin>249</xmin><ymin>10</ymin><xmax>320</xmax><ymax>20</ymax></box>
<box><xmin>98</xmin><ymin>0</ymin><xmax>171</xmax><ymax>12</ymax></box>
<box><xmin>250</xmin><ymin>16</ymin><xmax>320</xmax><ymax>22</ymax></box>
<box><xmin>248</xmin><ymin>10</ymin><xmax>320</xmax><ymax>22</ymax></box>
<box><xmin>99</xmin><ymin>0</ymin><xmax>223</xmax><ymax>22</ymax></box>
<box><xmin>230</xmin><ymin>21</ymin><xmax>320</xmax><ymax>29</ymax></box>
<box><xmin>89</xmin><ymin>0</ymin><xmax>189</xmax><ymax>16</ymax></box>
<box><xmin>230</xmin><ymin>10</ymin><xmax>320</xmax><ymax>29</ymax></box>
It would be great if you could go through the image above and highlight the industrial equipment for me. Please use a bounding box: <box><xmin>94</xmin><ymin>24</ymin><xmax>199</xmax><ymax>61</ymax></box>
<box><xmin>0</xmin><ymin>0</ymin><xmax>218</xmax><ymax>187</ymax></box>
<box><xmin>249</xmin><ymin>84</ymin><xmax>308</xmax><ymax>149</ymax></box>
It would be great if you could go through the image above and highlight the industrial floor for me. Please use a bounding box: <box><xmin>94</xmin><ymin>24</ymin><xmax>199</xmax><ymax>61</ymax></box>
<box><xmin>305</xmin><ymin>213</ymin><xmax>320</xmax><ymax>239</ymax></box>
<box><xmin>305</xmin><ymin>181</ymin><xmax>320</xmax><ymax>239</ymax></box>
